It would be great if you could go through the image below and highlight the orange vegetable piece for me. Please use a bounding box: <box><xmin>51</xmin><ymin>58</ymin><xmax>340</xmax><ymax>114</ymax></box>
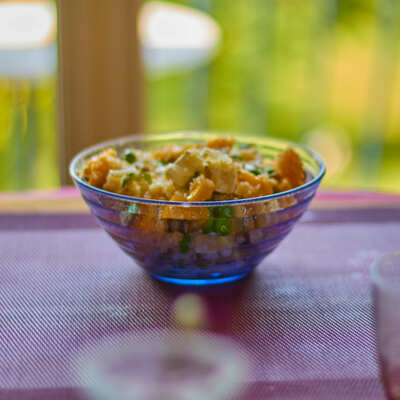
<box><xmin>256</xmin><ymin>177</ymin><xmax>274</xmax><ymax>196</ymax></box>
<box><xmin>239</xmin><ymin>148</ymin><xmax>258</xmax><ymax>161</ymax></box>
<box><xmin>238</xmin><ymin>170</ymin><xmax>260</xmax><ymax>186</ymax></box>
<box><xmin>275</xmin><ymin>148</ymin><xmax>305</xmax><ymax>188</ymax></box>
<box><xmin>278</xmin><ymin>178</ymin><xmax>292</xmax><ymax>192</ymax></box>
<box><xmin>162</xmin><ymin>206</ymin><xmax>209</xmax><ymax>220</ymax></box>
<box><xmin>170</xmin><ymin>192</ymin><xmax>187</xmax><ymax>201</ymax></box>
<box><xmin>187</xmin><ymin>175</ymin><xmax>215</xmax><ymax>201</ymax></box>
<box><xmin>82</xmin><ymin>149</ymin><xmax>122</xmax><ymax>187</ymax></box>
<box><xmin>153</xmin><ymin>144</ymin><xmax>184</xmax><ymax>162</ymax></box>
<box><xmin>134</xmin><ymin>215</ymin><xmax>166</xmax><ymax>232</ymax></box>
<box><xmin>162</xmin><ymin>191</ymin><xmax>209</xmax><ymax>219</ymax></box>
<box><xmin>236</xmin><ymin>181</ymin><xmax>258</xmax><ymax>198</ymax></box>
<box><xmin>237</xmin><ymin>171</ymin><xmax>273</xmax><ymax>197</ymax></box>
<box><xmin>206</xmin><ymin>137</ymin><xmax>235</xmax><ymax>151</ymax></box>
<box><xmin>278</xmin><ymin>194</ymin><xmax>297</xmax><ymax>209</ymax></box>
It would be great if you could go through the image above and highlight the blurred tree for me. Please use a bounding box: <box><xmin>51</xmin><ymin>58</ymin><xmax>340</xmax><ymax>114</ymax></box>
<box><xmin>146</xmin><ymin>0</ymin><xmax>400</xmax><ymax>192</ymax></box>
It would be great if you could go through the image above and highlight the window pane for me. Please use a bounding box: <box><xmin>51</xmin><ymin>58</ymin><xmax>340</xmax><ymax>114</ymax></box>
<box><xmin>0</xmin><ymin>0</ymin><xmax>58</xmax><ymax>190</ymax></box>
<box><xmin>145</xmin><ymin>0</ymin><xmax>400</xmax><ymax>192</ymax></box>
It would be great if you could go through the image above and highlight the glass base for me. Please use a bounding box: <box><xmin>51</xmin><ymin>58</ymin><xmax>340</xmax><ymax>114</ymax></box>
<box><xmin>151</xmin><ymin>272</ymin><xmax>249</xmax><ymax>286</ymax></box>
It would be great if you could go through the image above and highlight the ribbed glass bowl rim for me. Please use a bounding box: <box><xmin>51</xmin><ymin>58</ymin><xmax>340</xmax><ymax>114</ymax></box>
<box><xmin>69</xmin><ymin>131</ymin><xmax>326</xmax><ymax>206</ymax></box>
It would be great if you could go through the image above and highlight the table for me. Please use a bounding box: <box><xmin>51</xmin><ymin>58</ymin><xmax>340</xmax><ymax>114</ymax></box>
<box><xmin>1</xmin><ymin>189</ymin><xmax>400</xmax><ymax>399</ymax></box>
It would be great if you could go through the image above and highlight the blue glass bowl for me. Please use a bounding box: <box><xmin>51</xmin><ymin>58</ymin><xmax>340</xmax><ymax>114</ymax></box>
<box><xmin>70</xmin><ymin>132</ymin><xmax>325</xmax><ymax>285</ymax></box>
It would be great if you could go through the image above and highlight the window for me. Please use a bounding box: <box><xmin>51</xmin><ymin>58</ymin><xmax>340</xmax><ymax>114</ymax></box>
<box><xmin>1</xmin><ymin>0</ymin><xmax>399</xmax><ymax>192</ymax></box>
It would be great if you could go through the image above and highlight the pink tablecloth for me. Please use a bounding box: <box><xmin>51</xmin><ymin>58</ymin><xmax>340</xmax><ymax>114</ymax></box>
<box><xmin>1</xmin><ymin>196</ymin><xmax>400</xmax><ymax>399</ymax></box>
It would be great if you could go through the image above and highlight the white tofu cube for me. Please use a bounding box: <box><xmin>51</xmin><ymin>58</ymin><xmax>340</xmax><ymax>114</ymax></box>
<box><xmin>201</xmin><ymin>148</ymin><xmax>238</xmax><ymax>194</ymax></box>
<box><xmin>166</xmin><ymin>150</ymin><xmax>204</xmax><ymax>187</ymax></box>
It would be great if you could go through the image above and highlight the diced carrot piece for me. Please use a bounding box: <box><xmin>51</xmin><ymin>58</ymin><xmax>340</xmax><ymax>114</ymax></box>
<box><xmin>237</xmin><ymin>171</ymin><xmax>273</xmax><ymax>197</ymax></box>
<box><xmin>275</xmin><ymin>148</ymin><xmax>305</xmax><ymax>188</ymax></box>
<box><xmin>206</xmin><ymin>137</ymin><xmax>235</xmax><ymax>151</ymax></box>
<box><xmin>256</xmin><ymin>177</ymin><xmax>274</xmax><ymax>196</ymax></box>
<box><xmin>236</xmin><ymin>181</ymin><xmax>258</xmax><ymax>198</ymax></box>
<box><xmin>170</xmin><ymin>192</ymin><xmax>187</xmax><ymax>201</ymax></box>
<box><xmin>278</xmin><ymin>195</ymin><xmax>297</xmax><ymax>209</ymax></box>
<box><xmin>153</xmin><ymin>144</ymin><xmax>184</xmax><ymax>162</ymax></box>
<box><xmin>187</xmin><ymin>175</ymin><xmax>215</xmax><ymax>201</ymax></box>
<box><xmin>278</xmin><ymin>178</ymin><xmax>292</xmax><ymax>192</ymax></box>
<box><xmin>162</xmin><ymin>206</ymin><xmax>209</xmax><ymax>220</ymax></box>
<box><xmin>134</xmin><ymin>215</ymin><xmax>166</xmax><ymax>232</ymax></box>
<box><xmin>162</xmin><ymin>191</ymin><xmax>209</xmax><ymax>219</ymax></box>
<box><xmin>238</xmin><ymin>170</ymin><xmax>260</xmax><ymax>186</ymax></box>
<box><xmin>239</xmin><ymin>148</ymin><xmax>258</xmax><ymax>161</ymax></box>
<box><xmin>212</xmin><ymin>193</ymin><xmax>233</xmax><ymax>201</ymax></box>
<box><xmin>82</xmin><ymin>149</ymin><xmax>122</xmax><ymax>187</ymax></box>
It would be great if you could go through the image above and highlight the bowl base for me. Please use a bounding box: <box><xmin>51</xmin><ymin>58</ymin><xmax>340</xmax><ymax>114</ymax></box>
<box><xmin>151</xmin><ymin>272</ymin><xmax>249</xmax><ymax>286</ymax></box>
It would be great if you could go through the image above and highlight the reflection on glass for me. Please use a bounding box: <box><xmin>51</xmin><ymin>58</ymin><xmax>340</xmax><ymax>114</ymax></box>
<box><xmin>78</xmin><ymin>331</ymin><xmax>248</xmax><ymax>400</ymax></box>
<box><xmin>372</xmin><ymin>252</ymin><xmax>400</xmax><ymax>400</ymax></box>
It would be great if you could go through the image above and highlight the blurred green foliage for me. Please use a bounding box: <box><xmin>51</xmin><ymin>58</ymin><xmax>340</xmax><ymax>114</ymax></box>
<box><xmin>146</xmin><ymin>0</ymin><xmax>400</xmax><ymax>192</ymax></box>
<box><xmin>1</xmin><ymin>0</ymin><xmax>399</xmax><ymax>192</ymax></box>
<box><xmin>0</xmin><ymin>77</ymin><xmax>58</xmax><ymax>190</ymax></box>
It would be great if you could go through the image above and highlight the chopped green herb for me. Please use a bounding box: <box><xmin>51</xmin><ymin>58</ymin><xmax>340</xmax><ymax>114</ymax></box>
<box><xmin>245</xmin><ymin>164</ymin><xmax>262</xmax><ymax>176</ymax></box>
<box><xmin>266</xmin><ymin>168</ymin><xmax>275</xmax><ymax>175</ymax></box>
<box><xmin>124</xmin><ymin>150</ymin><xmax>137</xmax><ymax>164</ymax></box>
<box><xmin>303</xmin><ymin>170</ymin><xmax>307</xmax><ymax>181</ymax></box>
<box><xmin>231</xmin><ymin>154</ymin><xmax>242</xmax><ymax>160</ymax></box>
<box><xmin>193</xmin><ymin>171</ymin><xmax>200</xmax><ymax>179</ymax></box>
<box><xmin>202</xmin><ymin>219</ymin><xmax>215</xmax><ymax>234</ymax></box>
<box><xmin>214</xmin><ymin>218</ymin><xmax>231</xmax><ymax>236</ymax></box>
<box><xmin>142</xmin><ymin>173</ymin><xmax>152</xmax><ymax>184</ymax></box>
<box><xmin>216</xmin><ymin>206</ymin><xmax>234</xmax><ymax>219</ymax></box>
<box><xmin>158</xmin><ymin>159</ymin><xmax>168</xmax><ymax>166</ymax></box>
<box><xmin>122</xmin><ymin>172</ymin><xmax>135</xmax><ymax>188</ymax></box>
<box><xmin>203</xmin><ymin>215</ymin><xmax>232</xmax><ymax>235</ymax></box>
<box><xmin>128</xmin><ymin>203</ymin><xmax>139</xmax><ymax>215</ymax></box>
<box><xmin>179</xmin><ymin>233</ymin><xmax>190</xmax><ymax>253</ymax></box>
<box><xmin>238</xmin><ymin>143</ymin><xmax>253</xmax><ymax>149</ymax></box>
<box><xmin>82</xmin><ymin>176</ymin><xmax>89</xmax><ymax>182</ymax></box>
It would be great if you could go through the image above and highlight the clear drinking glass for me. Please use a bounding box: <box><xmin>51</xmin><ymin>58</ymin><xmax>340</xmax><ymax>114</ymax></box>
<box><xmin>78</xmin><ymin>331</ymin><xmax>248</xmax><ymax>400</ymax></box>
<box><xmin>372</xmin><ymin>251</ymin><xmax>400</xmax><ymax>400</ymax></box>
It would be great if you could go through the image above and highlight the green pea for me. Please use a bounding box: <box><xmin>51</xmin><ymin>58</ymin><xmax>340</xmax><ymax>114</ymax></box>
<box><xmin>122</xmin><ymin>172</ymin><xmax>135</xmax><ymax>188</ymax></box>
<box><xmin>214</xmin><ymin>218</ymin><xmax>231</xmax><ymax>236</ymax></box>
<box><xmin>179</xmin><ymin>233</ymin><xmax>190</xmax><ymax>253</ymax></box>
<box><xmin>124</xmin><ymin>150</ymin><xmax>137</xmax><ymax>164</ymax></box>
<box><xmin>217</xmin><ymin>206</ymin><xmax>234</xmax><ymax>219</ymax></box>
